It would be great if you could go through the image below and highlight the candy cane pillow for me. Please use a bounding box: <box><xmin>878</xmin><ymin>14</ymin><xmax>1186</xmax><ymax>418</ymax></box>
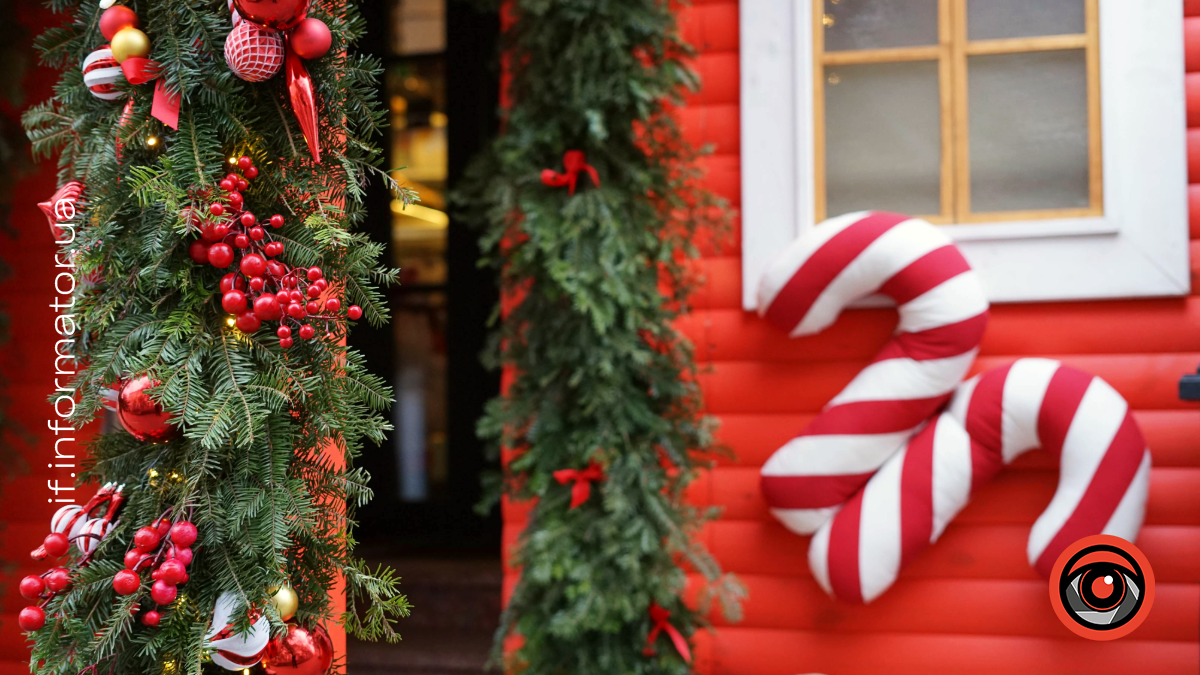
<box><xmin>757</xmin><ymin>212</ymin><xmax>1151</xmax><ymax>603</ymax></box>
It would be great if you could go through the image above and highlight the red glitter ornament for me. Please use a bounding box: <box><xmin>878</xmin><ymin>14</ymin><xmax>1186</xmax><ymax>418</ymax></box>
<box><xmin>224</xmin><ymin>21</ymin><xmax>285</xmax><ymax>82</ymax></box>
<box><xmin>261</xmin><ymin>624</ymin><xmax>333</xmax><ymax>675</ymax></box>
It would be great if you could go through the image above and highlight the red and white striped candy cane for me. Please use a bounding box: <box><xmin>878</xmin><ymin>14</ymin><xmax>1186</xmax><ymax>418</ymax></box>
<box><xmin>757</xmin><ymin>211</ymin><xmax>990</xmax><ymax>533</ymax></box>
<box><xmin>809</xmin><ymin>358</ymin><xmax>1151</xmax><ymax>603</ymax></box>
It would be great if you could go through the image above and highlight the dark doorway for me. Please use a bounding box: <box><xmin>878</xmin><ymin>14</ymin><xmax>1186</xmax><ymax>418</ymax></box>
<box><xmin>349</xmin><ymin>0</ymin><xmax>501</xmax><ymax>672</ymax></box>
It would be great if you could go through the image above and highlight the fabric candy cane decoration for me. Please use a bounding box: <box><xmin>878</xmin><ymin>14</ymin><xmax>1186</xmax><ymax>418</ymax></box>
<box><xmin>758</xmin><ymin>212</ymin><xmax>1151</xmax><ymax>604</ymax></box>
<box><xmin>757</xmin><ymin>211</ymin><xmax>989</xmax><ymax>534</ymax></box>
<box><xmin>206</xmin><ymin>592</ymin><xmax>271</xmax><ymax>669</ymax></box>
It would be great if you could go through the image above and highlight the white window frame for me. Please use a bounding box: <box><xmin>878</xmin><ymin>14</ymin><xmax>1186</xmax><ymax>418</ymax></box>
<box><xmin>740</xmin><ymin>0</ymin><xmax>1189</xmax><ymax>311</ymax></box>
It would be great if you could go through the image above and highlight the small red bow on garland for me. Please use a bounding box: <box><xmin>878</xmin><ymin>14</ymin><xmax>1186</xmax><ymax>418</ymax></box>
<box><xmin>540</xmin><ymin>150</ymin><xmax>600</xmax><ymax>196</ymax></box>
<box><xmin>643</xmin><ymin>601</ymin><xmax>691</xmax><ymax>663</ymax></box>
<box><xmin>120</xmin><ymin>58</ymin><xmax>180</xmax><ymax>130</ymax></box>
<box><xmin>552</xmin><ymin>460</ymin><xmax>604</xmax><ymax>509</ymax></box>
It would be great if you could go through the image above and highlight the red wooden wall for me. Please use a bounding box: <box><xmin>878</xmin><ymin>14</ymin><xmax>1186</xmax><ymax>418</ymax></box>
<box><xmin>503</xmin><ymin>2</ymin><xmax>1200</xmax><ymax>674</ymax></box>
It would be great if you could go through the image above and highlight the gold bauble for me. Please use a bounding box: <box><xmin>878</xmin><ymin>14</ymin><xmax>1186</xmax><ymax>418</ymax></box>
<box><xmin>270</xmin><ymin>584</ymin><xmax>299</xmax><ymax>621</ymax></box>
<box><xmin>111</xmin><ymin>27</ymin><xmax>151</xmax><ymax>63</ymax></box>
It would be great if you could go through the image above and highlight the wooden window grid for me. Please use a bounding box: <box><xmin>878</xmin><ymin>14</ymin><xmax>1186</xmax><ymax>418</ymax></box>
<box><xmin>812</xmin><ymin>0</ymin><xmax>1103</xmax><ymax>225</ymax></box>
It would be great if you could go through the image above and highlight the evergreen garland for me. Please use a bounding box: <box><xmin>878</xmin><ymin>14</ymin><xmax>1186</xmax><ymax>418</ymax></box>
<box><xmin>21</xmin><ymin>1</ymin><xmax>410</xmax><ymax>674</ymax></box>
<box><xmin>459</xmin><ymin>1</ymin><xmax>743</xmax><ymax>672</ymax></box>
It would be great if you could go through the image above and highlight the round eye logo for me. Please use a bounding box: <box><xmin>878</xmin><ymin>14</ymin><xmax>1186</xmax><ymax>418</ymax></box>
<box><xmin>1049</xmin><ymin>534</ymin><xmax>1154</xmax><ymax>640</ymax></box>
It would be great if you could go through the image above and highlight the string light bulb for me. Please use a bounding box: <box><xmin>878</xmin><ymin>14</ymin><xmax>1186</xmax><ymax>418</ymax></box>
<box><xmin>145</xmin><ymin>136</ymin><xmax>159</xmax><ymax>148</ymax></box>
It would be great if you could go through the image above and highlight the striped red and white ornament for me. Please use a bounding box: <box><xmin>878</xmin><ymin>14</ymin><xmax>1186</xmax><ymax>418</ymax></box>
<box><xmin>82</xmin><ymin>45</ymin><xmax>125</xmax><ymax>101</ymax></box>
<box><xmin>757</xmin><ymin>212</ymin><xmax>1151</xmax><ymax>604</ymax></box>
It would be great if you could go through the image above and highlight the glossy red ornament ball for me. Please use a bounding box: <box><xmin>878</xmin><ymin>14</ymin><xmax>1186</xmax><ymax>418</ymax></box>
<box><xmin>134</xmin><ymin>526</ymin><xmax>161</xmax><ymax>553</ymax></box>
<box><xmin>44</xmin><ymin>568</ymin><xmax>70</xmax><ymax>592</ymax></box>
<box><xmin>236</xmin><ymin>309</ymin><xmax>262</xmax><ymax>329</ymax></box>
<box><xmin>241</xmin><ymin>253</ymin><xmax>267</xmax><ymax>277</ymax></box>
<box><xmin>18</xmin><ymin>606</ymin><xmax>46</xmax><ymax>632</ymax></box>
<box><xmin>235</xmin><ymin>234</ymin><xmax>250</xmax><ymax>249</ymax></box>
<box><xmin>210</xmin><ymin>203</ymin><xmax>225</xmax><ymax>216</ymax></box>
<box><xmin>261</xmin><ymin>624</ymin><xmax>333</xmax><ymax>675</ymax></box>
<box><xmin>208</xmin><ymin>243</ymin><xmax>235</xmax><ymax>269</ymax></box>
<box><xmin>279</xmin><ymin>337</ymin><xmax>293</xmax><ymax>349</ymax></box>
<box><xmin>347</xmin><ymin>305</ymin><xmax>362</xmax><ymax>320</ymax></box>
<box><xmin>170</xmin><ymin>521</ymin><xmax>198</xmax><ymax>548</ymax></box>
<box><xmin>169</xmin><ymin>546</ymin><xmax>194</xmax><ymax>566</ymax></box>
<box><xmin>117</xmin><ymin>376</ymin><xmax>179</xmax><ymax>443</ymax></box>
<box><xmin>100</xmin><ymin>6</ymin><xmax>140</xmax><ymax>41</ymax></box>
<box><xmin>189</xmin><ymin>240</ymin><xmax>210</xmax><ymax>264</ymax></box>
<box><xmin>150</xmin><ymin>579</ymin><xmax>177</xmax><ymax>605</ymax></box>
<box><xmin>225</xmin><ymin>21</ymin><xmax>285</xmax><ymax>82</ymax></box>
<box><xmin>19</xmin><ymin>575</ymin><xmax>45</xmax><ymax>599</ymax></box>
<box><xmin>249</xmin><ymin>226</ymin><xmax>265</xmax><ymax>241</ymax></box>
<box><xmin>113</xmin><ymin>569</ymin><xmax>140</xmax><ymax>596</ymax></box>
<box><xmin>245</xmin><ymin>166</ymin><xmax>260</xmax><ymax>179</ymax></box>
<box><xmin>270</xmin><ymin>214</ymin><xmax>284</xmax><ymax>228</ymax></box>
<box><xmin>325</xmin><ymin>298</ymin><xmax>340</xmax><ymax>312</ymax></box>
<box><xmin>290</xmin><ymin>18</ymin><xmax>332</xmax><ymax>60</ymax></box>
<box><xmin>142</xmin><ymin>610</ymin><xmax>161</xmax><ymax>627</ymax></box>
<box><xmin>222</xmin><ymin>290</ymin><xmax>248</xmax><ymax>313</ymax></box>
<box><xmin>232</xmin><ymin>0</ymin><xmax>310</xmax><ymax>30</ymax></box>
<box><xmin>254</xmin><ymin>295</ymin><xmax>283</xmax><ymax>321</ymax></box>
<box><xmin>43</xmin><ymin>532</ymin><xmax>69</xmax><ymax>558</ymax></box>
<box><xmin>298</xmin><ymin>325</ymin><xmax>315</xmax><ymax>340</ymax></box>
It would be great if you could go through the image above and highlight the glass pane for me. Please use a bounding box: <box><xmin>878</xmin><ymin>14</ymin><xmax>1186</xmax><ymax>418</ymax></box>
<box><xmin>825</xmin><ymin>61</ymin><xmax>942</xmax><ymax>218</ymax></box>
<box><xmin>823</xmin><ymin>0</ymin><xmax>939</xmax><ymax>51</ymax></box>
<box><xmin>967</xmin><ymin>0</ymin><xmax>1085</xmax><ymax>41</ymax></box>
<box><xmin>968</xmin><ymin>50</ymin><xmax>1089</xmax><ymax>213</ymax></box>
<box><xmin>391</xmin><ymin>0</ymin><xmax>446</xmax><ymax>55</ymax></box>
<box><xmin>393</xmin><ymin>291</ymin><xmax>448</xmax><ymax>502</ymax></box>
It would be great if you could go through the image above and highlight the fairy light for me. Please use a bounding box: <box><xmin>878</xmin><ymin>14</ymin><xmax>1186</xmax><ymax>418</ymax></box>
<box><xmin>226</xmin><ymin>316</ymin><xmax>237</xmax><ymax>327</ymax></box>
<box><xmin>145</xmin><ymin>136</ymin><xmax>159</xmax><ymax>148</ymax></box>
<box><xmin>228</xmin><ymin>156</ymin><xmax>238</xmax><ymax>165</ymax></box>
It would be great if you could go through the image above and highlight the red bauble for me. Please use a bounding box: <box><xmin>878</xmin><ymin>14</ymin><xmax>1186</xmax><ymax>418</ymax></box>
<box><xmin>117</xmin><ymin>376</ymin><xmax>179</xmax><ymax>443</ymax></box>
<box><xmin>113</xmin><ymin>569</ymin><xmax>140</xmax><ymax>596</ymax></box>
<box><xmin>261</xmin><ymin>624</ymin><xmax>333</xmax><ymax>675</ymax></box>
<box><xmin>254</xmin><ymin>295</ymin><xmax>283</xmax><ymax>321</ymax></box>
<box><xmin>100</xmin><ymin>6</ymin><xmax>139</xmax><ymax>41</ymax></box>
<box><xmin>43</xmin><ymin>533</ymin><xmax>69</xmax><ymax>558</ymax></box>
<box><xmin>232</xmin><ymin>0</ymin><xmax>310</xmax><ymax>30</ymax></box>
<box><xmin>170</xmin><ymin>521</ymin><xmax>199</xmax><ymax>548</ymax></box>
<box><xmin>189</xmin><ymin>240</ymin><xmax>210</xmax><ymax>264</ymax></box>
<box><xmin>150</xmin><ymin>579</ymin><xmax>177</xmax><ymax>605</ymax></box>
<box><xmin>44</xmin><ymin>568</ymin><xmax>70</xmax><ymax>592</ymax></box>
<box><xmin>236</xmin><ymin>312</ymin><xmax>262</xmax><ymax>333</ymax></box>
<box><xmin>241</xmin><ymin>253</ymin><xmax>267</xmax><ymax>277</ymax></box>
<box><xmin>134</xmin><ymin>526</ymin><xmax>161</xmax><ymax>552</ymax></box>
<box><xmin>347</xmin><ymin>305</ymin><xmax>362</xmax><ymax>320</ymax></box>
<box><xmin>19</xmin><ymin>575</ymin><xmax>45</xmax><ymax>599</ymax></box>
<box><xmin>18</xmin><ymin>606</ymin><xmax>46</xmax><ymax>632</ymax></box>
<box><xmin>209</xmin><ymin>243</ymin><xmax>235</xmax><ymax>268</ymax></box>
<box><xmin>82</xmin><ymin>46</ymin><xmax>124</xmax><ymax>101</ymax></box>
<box><xmin>290</xmin><ymin>18</ymin><xmax>331</xmax><ymax>60</ymax></box>
<box><xmin>225</xmin><ymin>21</ymin><xmax>285</xmax><ymax>82</ymax></box>
<box><xmin>142</xmin><ymin>610</ymin><xmax>161</xmax><ymax>627</ymax></box>
<box><xmin>222</xmin><ymin>290</ymin><xmax>248</xmax><ymax>313</ymax></box>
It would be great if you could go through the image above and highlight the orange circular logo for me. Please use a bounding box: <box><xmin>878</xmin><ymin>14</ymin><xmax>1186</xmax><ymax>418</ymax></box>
<box><xmin>1049</xmin><ymin>535</ymin><xmax>1154</xmax><ymax>640</ymax></box>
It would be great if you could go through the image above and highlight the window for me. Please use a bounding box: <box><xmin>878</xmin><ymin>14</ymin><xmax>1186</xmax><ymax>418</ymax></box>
<box><xmin>740</xmin><ymin>0</ymin><xmax>1188</xmax><ymax>309</ymax></box>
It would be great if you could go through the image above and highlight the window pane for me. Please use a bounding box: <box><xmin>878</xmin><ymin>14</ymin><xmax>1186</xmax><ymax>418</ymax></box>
<box><xmin>968</xmin><ymin>50</ymin><xmax>1089</xmax><ymax>213</ymax></box>
<box><xmin>967</xmin><ymin>0</ymin><xmax>1085</xmax><ymax>41</ymax></box>
<box><xmin>825</xmin><ymin>61</ymin><xmax>942</xmax><ymax>219</ymax></box>
<box><xmin>823</xmin><ymin>0</ymin><xmax>939</xmax><ymax>52</ymax></box>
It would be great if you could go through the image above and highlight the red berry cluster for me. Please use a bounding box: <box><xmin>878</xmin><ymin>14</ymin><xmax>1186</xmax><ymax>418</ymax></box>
<box><xmin>112</xmin><ymin>518</ymin><xmax>198</xmax><ymax>627</ymax></box>
<box><xmin>19</xmin><ymin>484</ymin><xmax>127</xmax><ymax>632</ymax></box>
<box><xmin>184</xmin><ymin>156</ymin><xmax>363</xmax><ymax>346</ymax></box>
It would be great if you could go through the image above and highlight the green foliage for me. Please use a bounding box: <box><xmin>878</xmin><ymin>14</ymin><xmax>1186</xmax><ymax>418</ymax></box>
<box><xmin>458</xmin><ymin>0</ymin><xmax>744</xmax><ymax>672</ymax></box>
<box><xmin>22</xmin><ymin>1</ymin><xmax>413</xmax><ymax>673</ymax></box>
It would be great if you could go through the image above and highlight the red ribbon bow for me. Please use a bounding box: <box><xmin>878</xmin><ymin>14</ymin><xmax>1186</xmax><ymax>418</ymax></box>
<box><xmin>540</xmin><ymin>150</ymin><xmax>600</xmax><ymax>195</ymax></box>
<box><xmin>552</xmin><ymin>460</ymin><xmax>604</xmax><ymax>509</ymax></box>
<box><xmin>120</xmin><ymin>58</ymin><xmax>180</xmax><ymax>130</ymax></box>
<box><xmin>643</xmin><ymin>602</ymin><xmax>691</xmax><ymax>663</ymax></box>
